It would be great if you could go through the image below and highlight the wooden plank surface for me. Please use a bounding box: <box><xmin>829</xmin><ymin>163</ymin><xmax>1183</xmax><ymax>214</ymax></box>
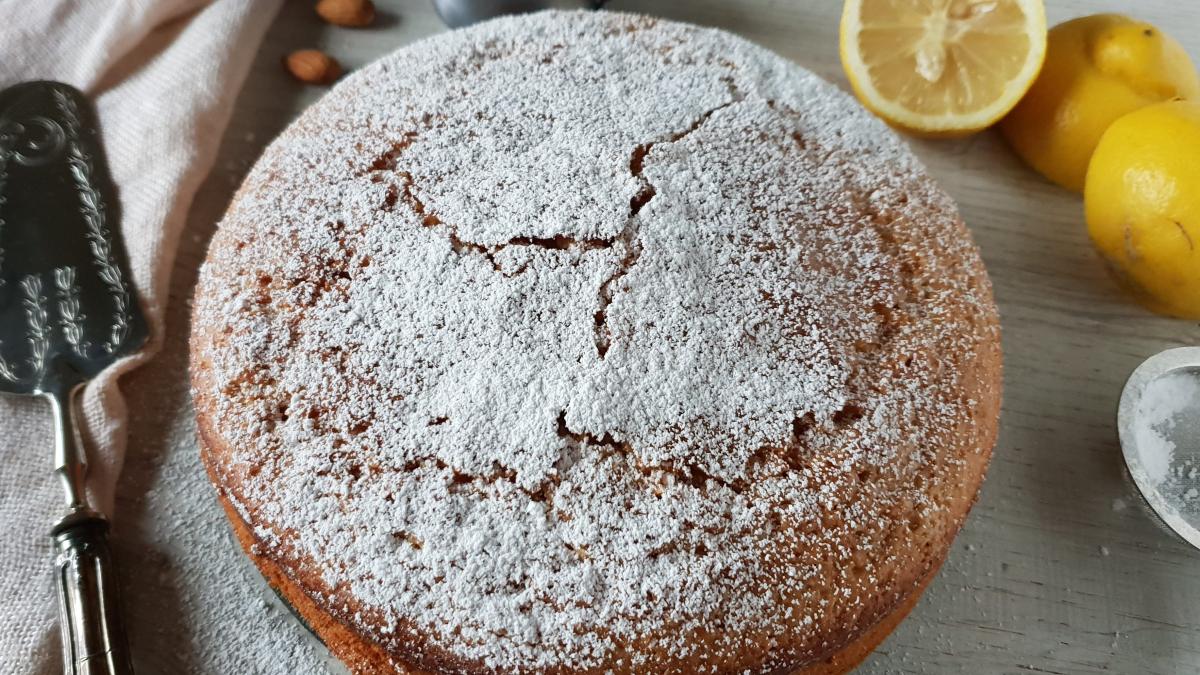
<box><xmin>115</xmin><ymin>1</ymin><xmax>1200</xmax><ymax>672</ymax></box>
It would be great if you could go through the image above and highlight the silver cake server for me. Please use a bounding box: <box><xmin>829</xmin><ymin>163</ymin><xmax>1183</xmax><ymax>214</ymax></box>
<box><xmin>0</xmin><ymin>81</ymin><xmax>144</xmax><ymax>675</ymax></box>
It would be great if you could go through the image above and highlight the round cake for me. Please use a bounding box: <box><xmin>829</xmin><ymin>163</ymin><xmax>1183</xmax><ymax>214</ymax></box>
<box><xmin>190</xmin><ymin>10</ymin><xmax>1002</xmax><ymax>674</ymax></box>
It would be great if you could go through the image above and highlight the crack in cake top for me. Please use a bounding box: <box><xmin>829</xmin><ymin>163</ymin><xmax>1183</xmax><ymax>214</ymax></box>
<box><xmin>192</xmin><ymin>10</ymin><xmax>1000</xmax><ymax>672</ymax></box>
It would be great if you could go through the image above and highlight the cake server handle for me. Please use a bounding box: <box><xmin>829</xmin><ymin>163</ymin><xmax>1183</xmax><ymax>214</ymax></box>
<box><xmin>52</xmin><ymin>512</ymin><xmax>134</xmax><ymax>675</ymax></box>
<box><xmin>48</xmin><ymin>389</ymin><xmax>134</xmax><ymax>675</ymax></box>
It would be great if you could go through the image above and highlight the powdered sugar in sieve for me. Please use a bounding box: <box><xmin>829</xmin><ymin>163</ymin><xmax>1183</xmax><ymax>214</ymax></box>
<box><xmin>1118</xmin><ymin>347</ymin><xmax>1200</xmax><ymax>549</ymax></box>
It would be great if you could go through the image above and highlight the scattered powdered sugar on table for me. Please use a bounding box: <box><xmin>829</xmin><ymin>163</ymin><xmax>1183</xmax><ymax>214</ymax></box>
<box><xmin>190</xmin><ymin>10</ymin><xmax>1000</xmax><ymax>672</ymax></box>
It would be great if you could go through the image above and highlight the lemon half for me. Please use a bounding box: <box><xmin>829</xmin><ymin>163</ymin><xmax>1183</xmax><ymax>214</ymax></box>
<box><xmin>841</xmin><ymin>0</ymin><xmax>1047</xmax><ymax>136</ymax></box>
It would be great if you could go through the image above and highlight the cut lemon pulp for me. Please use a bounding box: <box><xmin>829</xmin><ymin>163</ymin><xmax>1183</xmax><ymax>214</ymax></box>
<box><xmin>840</xmin><ymin>0</ymin><xmax>1047</xmax><ymax>135</ymax></box>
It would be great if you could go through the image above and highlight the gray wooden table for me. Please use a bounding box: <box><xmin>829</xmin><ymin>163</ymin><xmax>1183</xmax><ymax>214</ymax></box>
<box><xmin>114</xmin><ymin>1</ymin><xmax>1200</xmax><ymax>673</ymax></box>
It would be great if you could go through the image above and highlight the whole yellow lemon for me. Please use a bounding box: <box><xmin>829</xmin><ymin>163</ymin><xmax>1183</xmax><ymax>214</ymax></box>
<box><xmin>1085</xmin><ymin>100</ymin><xmax>1200</xmax><ymax>319</ymax></box>
<box><xmin>1000</xmin><ymin>14</ymin><xmax>1199</xmax><ymax>192</ymax></box>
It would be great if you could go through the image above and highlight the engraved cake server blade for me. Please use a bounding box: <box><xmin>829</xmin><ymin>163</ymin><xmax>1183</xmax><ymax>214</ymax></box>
<box><xmin>0</xmin><ymin>81</ymin><xmax>144</xmax><ymax>675</ymax></box>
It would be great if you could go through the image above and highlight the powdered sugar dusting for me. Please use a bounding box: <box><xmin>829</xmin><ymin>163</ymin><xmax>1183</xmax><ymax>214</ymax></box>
<box><xmin>190</xmin><ymin>11</ymin><xmax>1000</xmax><ymax>672</ymax></box>
<box><xmin>1134</xmin><ymin>371</ymin><xmax>1200</xmax><ymax>485</ymax></box>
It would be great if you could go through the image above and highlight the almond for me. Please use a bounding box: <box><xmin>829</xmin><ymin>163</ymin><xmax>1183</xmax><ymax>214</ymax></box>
<box><xmin>315</xmin><ymin>0</ymin><xmax>376</xmax><ymax>27</ymax></box>
<box><xmin>285</xmin><ymin>50</ymin><xmax>342</xmax><ymax>85</ymax></box>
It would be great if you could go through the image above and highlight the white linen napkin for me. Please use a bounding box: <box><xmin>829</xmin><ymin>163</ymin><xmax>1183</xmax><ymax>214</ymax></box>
<box><xmin>0</xmin><ymin>1</ymin><xmax>282</xmax><ymax>671</ymax></box>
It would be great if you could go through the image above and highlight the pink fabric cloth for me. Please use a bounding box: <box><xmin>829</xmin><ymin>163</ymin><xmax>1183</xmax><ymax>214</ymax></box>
<box><xmin>0</xmin><ymin>1</ymin><xmax>281</xmax><ymax>670</ymax></box>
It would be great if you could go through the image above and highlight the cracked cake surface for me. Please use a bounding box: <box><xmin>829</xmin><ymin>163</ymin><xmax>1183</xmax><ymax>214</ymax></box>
<box><xmin>189</xmin><ymin>10</ymin><xmax>1002</xmax><ymax>674</ymax></box>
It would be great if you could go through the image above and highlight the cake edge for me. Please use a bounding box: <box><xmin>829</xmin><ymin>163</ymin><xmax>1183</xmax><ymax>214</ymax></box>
<box><xmin>198</xmin><ymin>400</ymin><xmax>972</xmax><ymax>674</ymax></box>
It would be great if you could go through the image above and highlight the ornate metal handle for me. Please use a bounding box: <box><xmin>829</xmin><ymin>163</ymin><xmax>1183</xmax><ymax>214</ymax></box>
<box><xmin>52</xmin><ymin>511</ymin><xmax>134</xmax><ymax>675</ymax></box>
<box><xmin>47</xmin><ymin>388</ymin><xmax>133</xmax><ymax>675</ymax></box>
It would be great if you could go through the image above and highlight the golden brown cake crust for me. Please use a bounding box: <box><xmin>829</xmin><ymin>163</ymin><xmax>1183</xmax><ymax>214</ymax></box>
<box><xmin>210</xmin><ymin>471</ymin><xmax>946</xmax><ymax>675</ymax></box>
<box><xmin>190</xmin><ymin>10</ymin><xmax>1002</xmax><ymax>674</ymax></box>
